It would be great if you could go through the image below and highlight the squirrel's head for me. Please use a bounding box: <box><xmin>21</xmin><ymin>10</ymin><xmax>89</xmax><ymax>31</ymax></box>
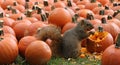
<box><xmin>79</xmin><ymin>19</ymin><xmax>94</xmax><ymax>32</ymax></box>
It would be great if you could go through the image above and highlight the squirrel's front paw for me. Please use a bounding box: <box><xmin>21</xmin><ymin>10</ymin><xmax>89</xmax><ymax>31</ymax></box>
<box><xmin>88</xmin><ymin>31</ymin><xmax>95</xmax><ymax>35</ymax></box>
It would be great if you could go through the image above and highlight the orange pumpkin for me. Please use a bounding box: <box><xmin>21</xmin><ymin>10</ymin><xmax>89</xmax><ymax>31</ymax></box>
<box><xmin>25</xmin><ymin>40</ymin><xmax>52</xmax><ymax>65</ymax></box>
<box><xmin>102</xmin><ymin>33</ymin><xmax>120</xmax><ymax>65</ymax></box>
<box><xmin>18</xmin><ymin>36</ymin><xmax>37</xmax><ymax>58</ymax></box>
<box><xmin>86</xmin><ymin>26</ymin><xmax>114</xmax><ymax>53</ymax></box>
<box><xmin>48</xmin><ymin>8</ymin><xmax>72</xmax><ymax>28</ymax></box>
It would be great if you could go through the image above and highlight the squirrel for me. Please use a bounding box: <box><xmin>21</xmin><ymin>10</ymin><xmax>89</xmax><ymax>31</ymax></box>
<box><xmin>62</xmin><ymin>19</ymin><xmax>94</xmax><ymax>59</ymax></box>
<box><xmin>35</xmin><ymin>24</ymin><xmax>63</xmax><ymax>57</ymax></box>
<box><xmin>35</xmin><ymin>19</ymin><xmax>94</xmax><ymax>58</ymax></box>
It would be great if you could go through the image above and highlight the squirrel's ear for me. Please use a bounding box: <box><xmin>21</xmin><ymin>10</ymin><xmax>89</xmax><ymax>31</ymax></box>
<box><xmin>79</xmin><ymin>19</ymin><xmax>85</xmax><ymax>26</ymax></box>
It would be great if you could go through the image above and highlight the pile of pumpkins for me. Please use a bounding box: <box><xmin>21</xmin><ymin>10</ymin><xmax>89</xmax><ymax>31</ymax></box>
<box><xmin>0</xmin><ymin>0</ymin><xmax>120</xmax><ymax>65</ymax></box>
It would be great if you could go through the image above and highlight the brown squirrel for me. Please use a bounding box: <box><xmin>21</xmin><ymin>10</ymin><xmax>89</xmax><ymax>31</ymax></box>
<box><xmin>62</xmin><ymin>19</ymin><xmax>94</xmax><ymax>59</ymax></box>
<box><xmin>35</xmin><ymin>19</ymin><xmax>94</xmax><ymax>58</ymax></box>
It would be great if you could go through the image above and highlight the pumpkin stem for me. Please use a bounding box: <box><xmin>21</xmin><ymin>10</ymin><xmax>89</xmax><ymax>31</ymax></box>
<box><xmin>26</xmin><ymin>9</ymin><xmax>33</xmax><ymax>17</ymax></box>
<box><xmin>0</xmin><ymin>29</ymin><xmax>4</xmax><ymax>39</ymax></box>
<box><xmin>45</xmin><ymin>12</ymin><xmax>49</xmax><ymax>18</ymax></box>
<box><xmin>41</xmin><ymin>14</ymin><xmax>47</xmax><ymax>22</ymax></box>
<box><xmin>99</xmin><ymin>10</ymin><xmax>105</xmax><ymax>15</ymax></box>
<box><xmin>98</xmin><ymin>4</ymin><xmax>102</xmax><ymax>7</ymax></box>
<box><xmin>26</xmin><ymin>0</ymin><xmax>29</xmax><ymax>2</ymax></box>
<box><xmin>0</xmin><ymin>20</ymin><xmax>4</xmax><ymax>28</ymax></box>
<box><xmin>25</xmin><ymin>0</ymin><xmax>29</xmax><ymax>9</ymax></box>
<box><xmin>44</xmin><ymin>0</ymin><xmax>49</xmax><ymax>6</ymax></box>
<box><xmin>7</xmin><ymin>5</ymin><xmax>12</xmax><ymax>11</ymax></box>
<box><xmin>113</xmin><ymin>10</ymin><xmax>120</xmax><ymax>17</ymax></box>
<box><xmin>54</xmin><ymin>0</ymin><xmax>58</xmax><ymax>3</ymax></box>
<box><xmin>0</xmin><ymin>12</ymin><xmax>3</xmax><ymax>18</ymax></box>
<box><xmin>12</xmin><ymin>9</ymin><xmax>17</xmax><ymax>14</ymax></box>
<box><xmin>113</xmin><ymin>3</ymin><xmax>118</xmax><ymax>7</ymax></box>
<box><xmin>107</xmin><ymin>15</ymin><xmax>112</xmax><ymax>20</ymax></box>
<box><xmin>101</xmin><ymin>17</ymin><xmax>107</xmax><ymax>24</ymax></box>
<box><xmin>32</xmin><ymin>5</ymin><xmax>37</xmax><ymax>10</ymax></box>
<box><xmin>90</xmin><ymin>0</ymin><xmax>96</xmax><ymax>3</ymax></box>
<box><xmin>105</xmin><ymin>5</ymin><xmax>109</xmax><ymax>10</ymax></box>
<box><xmin>110</xmin><ymin>0</ymin><xmax>114</xmax><ymax>3</ymax></box>
<box><xmin>86</xmin><ymin>13</ymin><xmax>94</xmax><ymax>20</ymax></box>
<box><xmin>72</xmin><ymin>16</ymin><xmax>77</xmax><ymax>23</ymax></box>
<box><xmin>51</xmin><ymin>6</ymin><xmax>55</xmax><ymax>10</ymax></box>
<box><xmin>67</xmin><ymin>0</ymin><xmax>72</xmax><ymax>7</ymax></box>
<box><xmin>13</xmin><ymin>1</ymin><xmax>17</xmax><ymax>6</ymax></box>
<box><xmin>17</xmin><ymin>17</ymin><xmax>23</xmax><ymax>20</ymax></box>
<box><xmin>115</xmin><ymin>33</ymin><xmax>120</xmax><ymax>48</ymax></box>
<box><xmin>37</xmin><ymin>7</ymin><xmax>42</xmax><ymax>14</ymax></box>
<box><xmin>98</xmin><ymin>26</ymin><xmax>104</xmax><ymax>32</ymax></box>
<box><xmin>34</xmin><ymin>2</ymin><xmax>39</xmax><ymax>5</ymax></box>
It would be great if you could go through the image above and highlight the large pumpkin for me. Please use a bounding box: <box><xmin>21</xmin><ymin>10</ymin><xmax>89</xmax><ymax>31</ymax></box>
<box><xmin>48</xmin><ymin>8</ymin><xmax>72</xmax><ymax>28</ymax></box>
<box><xmin>0</xmin><ymin>29</ymin><xmax>18</xmax><ymax>64</ymax></box>
<box><xmin>101</xmin><ymin>33</ymin><xmax>120</xmax><ymax>65</ymax></box>
<box><xmin>25</xmin><ymin>40</ymin><xmax>52</xmax><ymax>65</ymax></box>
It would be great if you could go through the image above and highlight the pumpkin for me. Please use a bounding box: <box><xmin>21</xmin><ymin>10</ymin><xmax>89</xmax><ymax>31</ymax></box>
<box><xmin>18</xmin><ymin>36</ymin><xmax>37</xmax><ymax>58</ymax></box>
<box><xmin>0</xmin><ymin>29</ymin><xmax>18</xmax><ymax>64</ymax></box>
<box><xmin>13</xmin><ymin>21</ymin><xmax>31</xmax><ymax>40</ymax></box>
<box><xmin>48</xmin><ymin>8</ymin><xmax>72</xmax><ymax>28</ymax></box>
<box><xmin>94</xmin><ymin>17</ymin><xmax>120</xmax><ymax>41</ymax></box>
<box><xmin>24</xmin><ymin>22</ymin><xmax>47</xmax><ymax>36</ymax></box>
<box><xmin>25</xmin><ymin>40</ymin><xmax>52</xmax><ymax>65</ymax></box>
<box><xmin>25</xmin><ymin>9</ymin><xmax>39</xmax><ymax>23</ymax></box>
<box><xmin>62</xmin><ymin>16</ymin><xmax>77</xmax><ymax>34</ymax></box>
<box><xmin>101</xmin><ymin>33</ymin><xmax>120</xmax><ymax>65</ymax></box>
<box><xmin>86</xmin><ymin>26</ymin><xmax>114</xmax><ymax>53</ymax></box>
<box><xmin>85</xmin><ymin>0</ymin><xmax>101</xmax><ymax>10</ymax></box>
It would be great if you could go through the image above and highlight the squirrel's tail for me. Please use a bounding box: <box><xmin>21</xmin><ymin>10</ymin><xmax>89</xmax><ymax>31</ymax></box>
<box><xmin>35</xmin><ymin>24</ymin><xmax>63</xmax><ymax>57</ymax></box>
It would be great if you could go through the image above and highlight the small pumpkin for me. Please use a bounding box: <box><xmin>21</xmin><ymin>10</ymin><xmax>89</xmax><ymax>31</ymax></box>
<box><xmin>86</xmin><ymin>26</ymin><xmax>114</xmax><ymax>53</ymax></box>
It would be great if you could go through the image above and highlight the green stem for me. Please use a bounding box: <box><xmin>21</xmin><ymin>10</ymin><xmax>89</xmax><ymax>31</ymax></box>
<box><xmin>0</xmin><ymin>29</ymin><xmax>4</xmax><ymax>40</ymax></box>
<box><xmin>107</xmin><ymin>15</ymin><xmax>112</xmax><ymax>20</ymax></box>
<box><xmin>26</xmin><ymin>10</ymin><xmax>33</xmax><ymax>17</ymax></box>
<box><xmin>90</xmin><ymin>0</ymin><xmax>96</xmax><ymax>3</ymax></box>
<box><xmin>26</xmin><ymin>0</ymin><xmax>29</xmax><ymax>2</ymax></box>
<box><xmin>0</xmin><ymin>20</ymin><xmax>4</xmax><ymax>28</ymax></box>
<box><xmin>54</xmin><ymin>0</ymin><xmax>58</xmax><ymax>3</ymax></box>
<box><xmin>17</xmin><ymin>17</ymin><xmax>23</xmax><ymax>20</ymax></box>
<box><xmin>41</xmin><ymin>14</ymin><xmax>47</xmax><ymax>22</ymax></box>
<box><xmin>113</xmin><ymin>10</ymin><xmax>119</xmax><ymax>17</ymax></box>
<box><xmin>113</xmin><ymin>3</ymin><xmax>118</xmax><ymax>7</ymax></box>
<box><xmin>37</xmin><ymin>7</ymin><xmax>42</xmax><ymax>14</ymax></box>
<box><xmin>45</xmin><ymin>12</ymin><xmax>49</xmax><ymax>18</ymax></box>
<box><xmin>12</xmin><ymin>9</ymin><xmax>17</xmax><ymax>14</ymax></box>
<box><xmin>86</xmin><ymin>13</ymin><xmax>94</xmax><ymax>20</ymax></box>
<box><xmin>0</xmin><ymin>12</ymin><xmax>3</xmax><ymax>18</ymax></box>
<box><xmin>109</xmin><ymin>0</ymin><xmax>114</xmax><ymax>3</ymax></box>
<box><xmin>44</xmin><ymin>0</ymin><xmax>49</xmax><ymax>6</ymax></box>
<box><xmin>67</xmin><ymin>0</ymin><xmax>72</xmax><ymax>7</ymax></box>
<box><xmin>99</xmin><ymin>10</ymin><xmax>105</xmax><ymax>15</ymax></box>
<box><xmin>101</xmin><ymin>17</ymin><xmax>107</xmax><ymax>24</ymax></box>
<box><xmin>98</xmin><ymin>26</ymin><xmax>103</xmax><ymax>32</ymax></box>
<box><xmin>7</xmin><ymin>5</ymin><xmax>12</xmax><ymax>11</ymax></box>
<box><xmin>115</xmin><ymin>33</ymin><xmax>120</xmax><ymax>48</ymax></box>
<box><xmin>105</xmin><ymin>6</ymin><xmax>109</xmax><ymax>10</ymax></box>
<box><xmin>13</xmin><ymin>1</ymin><xmax>17</xmax><ymax>6</ymax></box>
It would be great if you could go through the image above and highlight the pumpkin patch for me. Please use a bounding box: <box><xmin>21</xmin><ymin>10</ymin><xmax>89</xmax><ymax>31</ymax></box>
<box><xmin>0</xmin><ymin>0</ymin><xmax>120</xmax><ymax>65</ymax></box>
